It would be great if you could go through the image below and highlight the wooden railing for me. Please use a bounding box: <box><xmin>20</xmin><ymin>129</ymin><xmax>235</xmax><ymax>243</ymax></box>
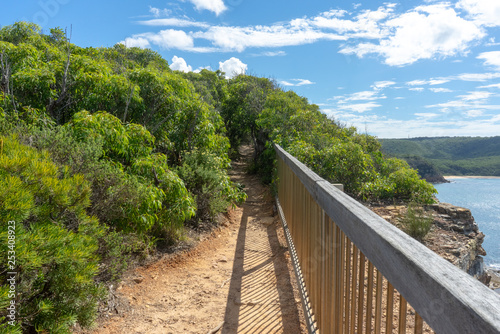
<box><xmin>274</xmin><ymin>144</ymin><xmax>500</xmax><ymax>334</ymax></box>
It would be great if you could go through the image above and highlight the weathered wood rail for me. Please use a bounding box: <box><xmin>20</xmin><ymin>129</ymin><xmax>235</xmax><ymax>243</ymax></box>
<box><xmin>274</xmin><ymin>144</ymin><xmax>500</xmax><ymax>334</ymax></box>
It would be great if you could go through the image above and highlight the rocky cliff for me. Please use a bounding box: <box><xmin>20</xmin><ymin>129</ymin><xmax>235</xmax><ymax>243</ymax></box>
<box><xmin>369</xmin><ymin>201</ymin><xmax>491</xmax><ymax>285</ymax></box>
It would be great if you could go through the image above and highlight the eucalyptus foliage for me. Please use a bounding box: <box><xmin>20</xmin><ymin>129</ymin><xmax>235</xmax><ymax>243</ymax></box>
<box><xmin>0</xmin><ymin>136</ymin><xmax>105</xmax><ymax>333</ymax></box>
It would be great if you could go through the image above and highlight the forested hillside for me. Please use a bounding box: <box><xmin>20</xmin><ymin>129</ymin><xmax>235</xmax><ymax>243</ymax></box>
<box><xmin>381</xmin><ymin>137</ymin><xmax>500</xmax><ymax>176</ymax></box>
<box><xmin>0</xmin><ymin>22</ymin><xmax>435</xmax><ymax>333</ymax></box>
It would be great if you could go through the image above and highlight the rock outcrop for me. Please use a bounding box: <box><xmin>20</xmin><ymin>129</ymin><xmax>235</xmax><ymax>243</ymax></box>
<box><xmin>369</xmin><ymin>201</ymin><xmax>491</xmax><ymax>286</ymax></box>
<box><xmin>426</xmin><ymin>203</ymin><xmax>489</xmax><ymax>284</ymax></box>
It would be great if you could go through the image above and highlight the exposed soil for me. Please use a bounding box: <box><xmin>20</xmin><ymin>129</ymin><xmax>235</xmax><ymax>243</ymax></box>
<box><xmin>78</xmin><ymin>146</ymin><xmax>307</xmax><ymax>334</ymax></box>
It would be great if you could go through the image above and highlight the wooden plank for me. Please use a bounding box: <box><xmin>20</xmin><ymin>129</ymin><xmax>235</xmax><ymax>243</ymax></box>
<box><xmin>345</xmin><ymin>237</ymin><xmax>352</xmax><ymax>334</ymax></box>
<box><xmin>386</xmin><ymin>282</ymin><xmax>395</xmax><ymax>334</ymax></box>
<box><xmin>350</xmin><ymin>245</ymin><xmax>359</xmax><ymax>334</ymax></box>
<box><xmin>321</xmin><ymin>211</ymin><xmax>327</xmax><ymax>332</ymax></box>
<box><xmin>312</xmin><ymin>199</ymin><xmax>319</xmax><ymax>327</ymax></box>
<box><xmin>357</xmin><ymin>253</ymin><xmax>366</xmax><ymax>333</ymax></box>
<box><xmin>328</xmin><ymin>217</ymin><xmax>335</xmax><ymax>334</ymax></box>
<box><xmin>399</xmin><ymin>295</ymin><xmax>407</xmax><ymax>334</ymax></box>
<box><xmin>333</xmin><ymin>224</ymin><xmax>340</xmax><ymax>333</ymax></box>
<box><xmin>339</xmin><ymin>230</ymin><xmax>345</xmax><ymax>334</ymax></box>
<box><xmin>415</xmin><ymin>313</ymin><xmax>423</xmax><ymax>334</ymax></box>
<box><xmin>374</xmin><ymin>270</ymin><xmax>383</xmax><ymax>334</ymax></box>
<box><xmin>274</xmin><ymin>144</ymin><xmax>500</xmax><ymax>334</ymax></box>
<box><xmin>366</xmin><ymin>261</ymin><xmax>374</xmax><ymax>334</ymax></box>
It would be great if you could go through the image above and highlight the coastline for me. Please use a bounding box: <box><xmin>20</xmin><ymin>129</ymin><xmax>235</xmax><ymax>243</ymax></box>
<box><xmin>444</xmin><ymin>175</ymin><xmax>500</xmax><ymax>179</ymax></box>
<box><xmin>434</xmin><ymin>179</ymin><xmax>500</xmax><ymax>291</ymax></box>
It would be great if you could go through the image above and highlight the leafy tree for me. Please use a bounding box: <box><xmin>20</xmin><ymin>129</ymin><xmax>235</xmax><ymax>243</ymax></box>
<box><xmin>0</xmin><ymin>22</ymin><xmax>41</xmax><ymax>45</ymax></box>
<box><xmin>222</xmin><ymin>75</ymin><xmax>276</xmax><ymax>158</ymax></box>
<box><xmin>254</xmin><ymin>88</ymin><xmax>436</xmax><ymax>202</ymax></box>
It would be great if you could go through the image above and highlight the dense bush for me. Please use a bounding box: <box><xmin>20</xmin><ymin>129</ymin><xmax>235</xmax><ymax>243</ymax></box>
<box><xmin>0</xmin><ymin>136</ymin><xmax>105</xmax><ymax>333</ymax></box>
<box><xmin>175</xmin><ymin>149</ymin><xmax>246</xmax><ymax>224</ymax></box>
<box><xmin>250</xmin><ymin>88</ymin><xmax>437</xmax><ymax>203</ymax></box>
<box><xmin>35</xmin><ymin>111</ymin><xmax>196</xmax><ymax>238</ymax></box>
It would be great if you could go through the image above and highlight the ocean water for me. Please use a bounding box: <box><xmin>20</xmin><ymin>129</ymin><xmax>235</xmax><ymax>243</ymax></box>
<box><xmin>434</xmin><ymin>178</ymin><xmax>500</xmax><ymax>270</ymax></box>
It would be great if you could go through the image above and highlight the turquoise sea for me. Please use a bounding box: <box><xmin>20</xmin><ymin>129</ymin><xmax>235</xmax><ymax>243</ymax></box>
<box><xmin>434</xmin><ymin>178</ymin><xmax>500</xmax><ymax>270</ymax></box>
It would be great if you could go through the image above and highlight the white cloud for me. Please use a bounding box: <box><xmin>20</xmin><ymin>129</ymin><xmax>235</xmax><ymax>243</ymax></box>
<box><xmin>193</xmin><ymin>24</ymin><xmax>345</xmax><ymax>52</ymax></box>
<box><xmin>458</xmin><ymin>91</ymin><xmax>493</xmax><ymax>100</ymax></box>
<box><xmin>123</xmin><ymin>1</ymin><xmax>495</xmax><ymax>70</ymax></box>
<box><xmin>138</xmin><ymin>18</ymin><xmax>210</xmax><ymax>28</ymax></box>
<box><xmin>429</xmin><ymin>87</ymin><xmax>453</xmax><ymax>93</ymax></box>
<box><xmin>409</xmin><ymin>87</ymin><xmax>425</xmax><ymax>92</ymax></box>
<box><xmin>477</xmin><ymin>51</ymin><xmax>500</xmax><ymax>70</ymax></box>
<box><xmin>149</xmin><ymin>6</ymin><xmax>160</xmax><ymax>17</ymax></box>
<box><xmin>371</xmin><ymin>80</ymin><xmax>396</xmax><ymax>90</ymax></box>
<box><xmin>332</xmin><ymin>83</ymin><xmax>390</xmax><ymax>113</ymax></box>
<box><xmin>337</xmin><ymin>102</ymin><xmax>382</xmax><ymax>113</ymax></box>
<box><xmin>219</xmin><ymin>57</ymin><xmax>247</xmax><ymax>78</ymax></box>
<box><xmin>465</xmin><ymin>109</ymin><xmax>484</xmax><ymax>117</ymax></box>
<box><xmin>147</xmin><ymin>29</ymin><xmax>195</xmax><ymax>50</ymax></box>
<box><xmin>280</xmin><ymin>79</ymin><xmax>315</xmax><ymax>86</ymax></box>
<box><xmin>478</xmin><ymin>83</ymin><xmax>500</xmax><ymax>89</ymax></box>
<box><xmin>335</xmin><ymin>90</ymin><xmax>386</xmax><ymax>101</ymax></box>
<box><xmin>121</xmin><ymin>37</ymin><xmax>150</xmax><ymax>49</ymax></box>
<box><xmin>187</xmin><ymin>0</ymin><xmax>227</xmax><ymax>16</ymax></box>
<box><xmin>425</xmin><ymin>88</ymin><xmax>500</xmax><ymax>117</ymax></box>
<box><xmin>455</xmin><ymin>72</ymin><xmax>500</xmax><ymax>81</ymax></box>
<box><xmin>426</xmin><ymin>100</ymin><xmax>500</xmax><ymax>109</ymax></box>
<box><xmin>428</xmin><ymin>79</ymin><xmax>450</xmax><ymax>85</ymax></box>
<box><xmin>456</xmin><ymin>0</ymin><xmax>500</xmax><ymax>27</ymax></box>
<box><xmin>324</xmin><ymin>108</ymin><xmax>500</xmax><ymax>138</ymax></box>
<box><xmin>262</xmin><ymin>51</ymin><xmax>287</xmax><ymax>57</ymax></box>
<box><xmin>407</xmin><ymin>79</ymin><xmax>427</xmax><ymax>86</ymax></box>
<box><xmin>149</xmin><ymin>6</ymin><xmax>171</xmax><ymax>17</ymax></box>
<box><xmin>170</xmin><ymin>56</ymin><xmax>193</xmax><ymax>73</ymax></box>
<box><xmin>340</xmin><ymin>3</ymin><xmax>485</xmax><ymax>66</ymax></box>
<box><xmin>295</xmin><ymin>79</ymin><xmax>314</xmax><ymax>86</ymax></box>
<box><xmin>309</xmin><ymin>5</ymin><xmax>395</xmax><ymax>39</ymax></box>
<box><xmin>415</xmin><ymin>113</ymin><xmax>439</xmax><ymax>118</ymax></box>
<box><xmin>121</xmin><ymin>30</ymin><xmax>216</xmax><ymax>52</ymax></box>
<box><xmin>485</xmin><ymin>37</ymin><xmax>500</xmax><ymax>46</ymax></box>
<box><xmin>406</xmin><ymin>78</ymin><xmax>450</xmax><ymax>86</ymax></box>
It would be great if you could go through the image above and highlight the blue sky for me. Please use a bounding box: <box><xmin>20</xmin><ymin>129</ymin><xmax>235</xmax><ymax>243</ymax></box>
<box><xmin>2</xmin><ymin>0</ymin><xmax>500</xmax><ymax>138</ymax></box>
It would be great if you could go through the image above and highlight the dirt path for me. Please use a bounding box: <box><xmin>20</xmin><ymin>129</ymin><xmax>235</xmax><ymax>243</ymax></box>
<box><xmin>86</xmin><ymin>146</ymin><xmax>307</xmax><ymax>334</ymax></box>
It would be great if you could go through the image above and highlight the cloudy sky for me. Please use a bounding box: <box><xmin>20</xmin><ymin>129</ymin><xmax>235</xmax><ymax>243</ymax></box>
<box><xmin>3</xmin><ymin>0</ymin><xmax>500</xmax><ymax>138</ymax></box>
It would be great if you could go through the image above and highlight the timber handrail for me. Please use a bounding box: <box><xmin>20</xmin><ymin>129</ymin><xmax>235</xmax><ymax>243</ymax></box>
<box><xmin>274</xmin><ymin>143</ymin><xmax>500</xmax><ymax>334</ymax></box>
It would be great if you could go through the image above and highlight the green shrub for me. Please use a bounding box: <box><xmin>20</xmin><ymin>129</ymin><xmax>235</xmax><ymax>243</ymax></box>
<box><xmin>33</xmin><ymin>111</ymin><xmax>196</xmax><ymax>239</ymax></box>
<box><xmin>401</xmin><ymin>202</ymin><xmax>433</xmax><ymax>241</ymax></box>
<box><xmin>388</xmin><ymin>168</ymin><xmax>436</xmax><ymax>204</ymax></box>
<box><xmin>0</xmin><ymin>135</ymin><xmax>106</xmax><ymax>333</ymax></box>
<box><xmin>176</xmin><ymin>149</ymin><xmax>246</xmax><ymax>224</ymax></box>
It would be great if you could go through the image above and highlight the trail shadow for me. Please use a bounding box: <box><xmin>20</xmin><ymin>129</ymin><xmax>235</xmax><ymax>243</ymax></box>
<box><xmin>221</xmin><ymin>201</ymin><xmax>302</xmax><ymax>333</ymax></box>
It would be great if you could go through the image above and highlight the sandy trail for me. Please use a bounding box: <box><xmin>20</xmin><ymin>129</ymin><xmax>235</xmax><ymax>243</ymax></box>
<box><xmin>84</xmin><ymin>146</ymin><xmax>307</xmax><ymax>334</ymax></box>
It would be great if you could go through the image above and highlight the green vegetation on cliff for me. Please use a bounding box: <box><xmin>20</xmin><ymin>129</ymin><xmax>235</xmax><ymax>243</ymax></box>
<box><xmin>381</xmin><ymin>137</ymin><xmax>500</xmax><ymax>176</ymax></box>
<box><xmin>0</xmin><ymin>22</ymin><xmax>435</xmax><ymax>332</ymax></box>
